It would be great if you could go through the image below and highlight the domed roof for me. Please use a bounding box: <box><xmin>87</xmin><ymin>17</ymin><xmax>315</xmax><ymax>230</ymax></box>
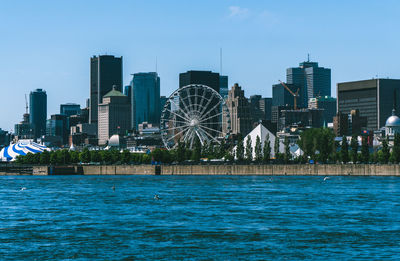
<box><xmin>386</xmin><ymin>110</ymin><xmax>400</xmax><ymax>127</ymax></box>
<box><xmin>108</xmin><ymin>134</ymin><xmax>121</xmax><ymax>147</ymax></box>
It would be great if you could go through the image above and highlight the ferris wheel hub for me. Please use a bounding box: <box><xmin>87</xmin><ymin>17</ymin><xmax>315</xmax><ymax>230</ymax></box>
<box><xmin>190</xmin><ymin>118</ymin><xmax>199</xmax><ymax>127</ymax></box>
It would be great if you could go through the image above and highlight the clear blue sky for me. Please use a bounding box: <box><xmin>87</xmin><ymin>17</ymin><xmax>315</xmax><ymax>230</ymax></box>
<box><xmin>1</xmin><ymin>0</ymin><xmax>400</xmax><ymax>131</ymax></box>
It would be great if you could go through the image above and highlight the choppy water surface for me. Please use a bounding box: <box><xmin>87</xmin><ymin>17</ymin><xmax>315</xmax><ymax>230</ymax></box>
<box><xmin>1</xmin><ymin>175</ymin><xmax>400</xmax><ymax>260</ymax></box>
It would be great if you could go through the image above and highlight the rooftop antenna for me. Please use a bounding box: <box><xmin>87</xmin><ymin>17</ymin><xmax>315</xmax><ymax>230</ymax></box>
<box><xmin>25</xmin><ymin>94</ymin><xmax>28</xmax><ymax>114</ymax></box>
<box><xmin>307</xmin><ymin>53</ymin><xmax>310</xmax><ymax>62</ymax></box>
<box><xmin>220</xmin><ymin>47</ymin><xmax>222</xmax><ymax>74</ymax></box>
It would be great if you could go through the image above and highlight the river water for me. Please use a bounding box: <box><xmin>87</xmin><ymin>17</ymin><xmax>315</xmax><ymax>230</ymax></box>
<box><xmin>1</xmin><ymin>175</ymin><xmax>400</xmax><ymax>260</ymax></box>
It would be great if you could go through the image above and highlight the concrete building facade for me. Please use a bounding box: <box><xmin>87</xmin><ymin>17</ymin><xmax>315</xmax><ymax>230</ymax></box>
<box><xmin>98</xmin><ymin>89</ymin><xmax>131</xmax><ymax>145</ymax></box>
<box><xmin>225</xmin><ymin>83</ymin><xmax>252</xmax><ymax>136</ymax></box>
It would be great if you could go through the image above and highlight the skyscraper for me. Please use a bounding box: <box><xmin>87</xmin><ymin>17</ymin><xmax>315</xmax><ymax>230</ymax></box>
<box><xmin>225</xmin><ymin>83</ymin><xmax>252</xmax><ymax>136</ymax></box>
<box><xmin>98</xmin><ymin>88</ymin><xmax>131</xmax><ymax>145</ymax></box>
<box><xmin>179</xmin><ymin>70</ymin><xmax>220</xmax><ymax>93</ymax></box>
<box><xmin>160</xmin><ymin>96</ymin><xmax>167</xmax><ymax>114</ymax></box>
<box><xmin>249</xmin><ymin>95</ymin><xmax>272</xmax><ymax>122</ymax></box>
<box><xmin>60</xmin><ymin>103</ymin><xmax>81</xmax><ymax>116</ymax></box>
<box><xmin>131</xmin><ymin>72</ymin><xmax>160</xmax><ymax>129</ymax></box>
<box><xmin>46</xmin><ymin>114</ymin><xmax>69</xmax><ymax>145</ymax></box>
<box><xmin>308</xmin><ymin>96</ymin><xmax>337</xmax><ymax>123</ymax></box>
<box><xmin>337</xmin><ymin>79</ymin><xmax>400</xmax><ymax>130</ymax></box>
<box><xmin>219</xmin><ymin>75</ymin><xmax>228</xmax><ymax>99</ymax></box>
<box><xmin>272</xmin><ymin>83</ymin><xmax>298</xmax><ymax>107</ymax></box>
<box><xmin>29</xmin><ymin>89</ymin><xmax>47</xmax><ymax>138</ymax></box>
<box><xmin>89</xmin><ymin>55</ymin><xmax>123</xmax><ymax>125</ymax></box>
<box><xmin>286</xmin><ymin>60</ymin><xmax>331</xmax><ymax>108</ymax></box>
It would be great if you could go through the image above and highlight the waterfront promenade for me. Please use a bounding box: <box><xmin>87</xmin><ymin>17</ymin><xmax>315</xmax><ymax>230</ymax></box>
<box><xmin>2</xmin><ymin>164</ymin><xmax>400</xmax><ymax>176</ymax></box>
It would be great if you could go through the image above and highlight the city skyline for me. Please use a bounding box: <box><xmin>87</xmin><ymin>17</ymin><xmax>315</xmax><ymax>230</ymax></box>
<box><xmin>2</xmin><ymin>1</ymin><xmax>400</xmax><ymax>130</ymax></box>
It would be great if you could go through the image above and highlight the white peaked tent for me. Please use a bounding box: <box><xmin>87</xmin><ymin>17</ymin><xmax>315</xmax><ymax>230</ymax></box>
<box><xmin>233</xmin><ymin>124</ymin><xmax>284</xmax><ymax>159</ymax></box>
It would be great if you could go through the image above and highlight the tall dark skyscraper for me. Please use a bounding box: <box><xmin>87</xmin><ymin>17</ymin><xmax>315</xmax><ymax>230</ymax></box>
<box><xmin>89</xmin><ymin>55</ymin><xmax>123</xmax><ymax>124</ymax></box>
<box><xmin>337</xmin><ymin>79</ymin><xmax>400</xmax><ymax>130</ymax></box>
<box><xmin>286</xmin><ymin>60</ymin><xmax>331</xmax><ymax>108</ymax></box>
<box><xmin>29</xmin><ymin>88</ymin><xmax>47</xmax><ymax>138</ymax></box>
<box><xmin>179</xmin><ymin>70</ymin><xmax>220</xmax><ymax>93</ymax></box>
<box><xmin>131</xmin><ymin>72</ymin><xmax>161</xmax><ymax>129</ymax></box>
<box><xmin>46</xmin><ymin>114</ymin><xmax>69</xmax><ymax>145</ymax></box>
<box><xmin>219</xmin><ymin>75</ymin><xmax>228</xmax><ymax>99</ymax></box>
<box><xmin>60</xmin><ymin>103</ymin><xmax>81</xmax><ymax>116</ymax></box>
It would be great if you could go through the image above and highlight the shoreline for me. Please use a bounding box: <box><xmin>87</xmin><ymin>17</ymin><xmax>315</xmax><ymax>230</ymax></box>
<box><xmin>1</xmin><ymin>164</ymin><xmax>400</xmax><ymax>176</ymax></box>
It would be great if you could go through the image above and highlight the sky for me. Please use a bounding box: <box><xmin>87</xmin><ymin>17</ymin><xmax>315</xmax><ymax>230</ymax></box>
<box><xmin>1</xmin><ymin>0</ymin><xmax>400</xmax><ymax>131</ymax></box>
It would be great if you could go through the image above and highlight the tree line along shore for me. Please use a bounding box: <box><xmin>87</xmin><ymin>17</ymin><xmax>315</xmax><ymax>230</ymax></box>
<box><xmin>11</xmin><ymin>128</ymin><xmax>400</xmax><ymax>166</ymax></box>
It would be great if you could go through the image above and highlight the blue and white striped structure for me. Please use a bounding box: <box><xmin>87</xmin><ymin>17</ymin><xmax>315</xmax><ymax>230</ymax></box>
<box><xmin>0</xmin><ymin>142</ymin><xmax>49</xmax><ymax>162</ymax></box>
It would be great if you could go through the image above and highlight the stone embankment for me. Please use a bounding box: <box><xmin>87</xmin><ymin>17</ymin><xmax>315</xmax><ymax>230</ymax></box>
<box><xmin>23</xmin><ymin>164</ymin><xmax>400</xmax><ymax>176</ymax></box>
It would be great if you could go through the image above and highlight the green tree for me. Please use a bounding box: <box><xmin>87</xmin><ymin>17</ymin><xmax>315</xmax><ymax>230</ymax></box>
<box><xmin>55</xmin><ymin>150</ymin><xmax>70</xmax><ymax>165</ymax></box>
<box><xmin>121</xmin><ymin>150</ymin><xmax>131</xmax><ymax>164</ymax></box>
<box><xmin>176</xmin><ymin>141</ymin><xmax>186</xmax><ymax>163</ymax></box>
<box><xmin>111</xmin><ymin>150</ymin><xmax>121</xmax><ymax>164</ymax></box>
<box><xmin>254</xmin><ymin>135</ymin><xmax>262</xmax><ymax>163</ymax></box>
<box><xmin>361</xmin><ymin>136</ymin><xmax>370</xmax><ymax>163</ymax></box>
<box><xmin>201</xmin><ymin>141</ymin><xmax>209</xmax><ymax>158</ymax></box>
<box><xmin>100</xmin><ymin>150</ymin><xmax>112</xmax><ymax>164</ymax></box>
<box><xmin>15</xmin><ymin>155</ymin><xmax>24</xmax><ymax>164</ymax></box>
<box><xmin>370</xmin><ymin>150</ymin><xmax>379</xmax><ymax>164</ymax></box>
<box><xmin>350</xmin><ymin>135</ymin><xmax>359</xmax><ymax>163</ymax></box>
<box><xmin>191</xmin><ymin>137</ymin><xmax>202</xmax><ymax>161</ymax></box>
<box><xmin>381</xmin><ymin>138</ymin><xmax>390</xmax><ymax>164</ymax></box>
<box><xmin>263</xmin><ymin>134</ymin><xmax>271</xmax><ymax>163</ymax></box>
<box><xmin>236</xmin><ymin>136</ymin><xmax>244</xmax><ymax>162</ymax></box>
<box><xmin>224</xmin><ymin>149</ymin><xmax>234</xmax><ymax>162</ymax></box>
<box><xmin>216</xmin><ymin>139</ymin><xmax>226</xmax><ymax>159</ymax></box>
<box><xmin>330</xmin><ymin>140</ymin><xmax>340</xmax><ymax>163</ymax></box>
<box><xmin>317</xmin><ymin>128</ymin><xmax>334</xmax><ymax>163</ymax></box>
<box><xmin>40</xmin><ymin>150</ymin><xmax>50</xmax><ymax>165</ymax></box>
<box><xmin>341</xmin><ymin>136</ymin><xmax>349</xmax><ymax>164</ymax></box>
<box><xmin>298</xmin><ymin>129</ymin><xmax>316</xmax><ymax>160</ymax></box>
<box><xmin>50</xmin><ymin>151</ymin><xmax>57</xmax><ymax>165</ymax></box>
<box><xmin>245</xmin><ymin>137</ymin><xmax>253</xmax><ymax>162</ymax></box>
<box><xmin>90</xmin><ymin>150</ymin><xmax>101</xmax><ymax>163</ymax></box>
<box><xmin>274</xmin><ymin>136</ymin><xmax>280</xmax><ymax>160</ymax></box>
<box><xmin>70</xmin><ymin>151</ymin><xmax>80</xmax><ymax>163</ymax></box>
<box><xmin>142</xmin><ymin>154</ymin><xmax>151</xmax><ymax>164</ymax></box>
<box><xmin>392</xmin><ymin>133</ymin><xmax>400</xmax><ymax>163</ymax></box>
<box><xmin>284</xmin><ymin>136</ymin><xmax>291</xmax><ymax>163</ymax></box>
<box><xmin>80</xmin><ymin>148</ymin><xmax>91</xmax><ymax>163</ymax></box>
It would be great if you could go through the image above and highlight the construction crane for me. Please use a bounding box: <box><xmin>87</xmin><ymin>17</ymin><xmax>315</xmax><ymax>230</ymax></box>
<box><xmin>279</xmin><ymin>80</ymin><xmax>300</xmax><ymax>110</ymax></box>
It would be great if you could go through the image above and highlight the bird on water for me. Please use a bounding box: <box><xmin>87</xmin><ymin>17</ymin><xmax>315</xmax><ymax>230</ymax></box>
<box><xmin>323</xmin><ymin>177</ymin><xmax>330</xmax><ymax>181</ymax></box>
<box><xmin>154</xmin><ymin>194</ymin><xmax>160</xmax><ymax>200</ymax></box>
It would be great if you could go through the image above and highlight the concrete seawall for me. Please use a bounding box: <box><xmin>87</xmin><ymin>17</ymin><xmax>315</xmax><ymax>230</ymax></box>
<box><xmin>161</xmin><ymin>164</ymin><xmax>400</xmax><ymax>176</ymax></box>
<box><xmin>26</xmin><ymin>164</ymin><xmax>400</xmax><ymax>176</ymax></box>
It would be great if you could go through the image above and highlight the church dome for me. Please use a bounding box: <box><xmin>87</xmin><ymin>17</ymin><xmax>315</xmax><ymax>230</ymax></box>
<box><xmin>386</xmin><ymin>110</ymin><xmax>400</xmax><ymax>127</ymax></box>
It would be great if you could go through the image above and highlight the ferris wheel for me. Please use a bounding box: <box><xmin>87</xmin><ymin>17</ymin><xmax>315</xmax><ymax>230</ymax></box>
<box><xmin>160</xmin><ymin>84</ymin><xmax>230</xmax><ymax>150</ymax></box>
